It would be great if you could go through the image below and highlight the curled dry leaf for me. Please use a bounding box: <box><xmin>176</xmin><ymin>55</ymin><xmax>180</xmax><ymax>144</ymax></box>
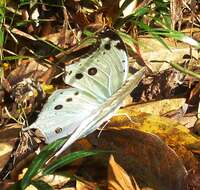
<box><xmin>108</xmin><ymin>155</ymin><xmax>140</xmax><ymax>190</ymax></box>
<box><xmin>86</xmin><ymin>128</ymin><xmax>187</xmax><ymax>190</ymax></box>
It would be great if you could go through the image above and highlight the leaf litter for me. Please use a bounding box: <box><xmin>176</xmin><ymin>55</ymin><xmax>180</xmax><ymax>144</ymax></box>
<box><xmin>0</xmin><ymin>0</ymin><xmax>200</xmax><ymax>189</ymax></box>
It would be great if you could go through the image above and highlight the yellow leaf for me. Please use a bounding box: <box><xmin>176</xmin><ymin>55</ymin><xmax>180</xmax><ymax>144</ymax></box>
<box><xmin>41</xmin><ymin>84</ymin><xmax>55</xmax><ymax>94</ymax></box>
<box><xmin>112</xmin><ymin>108</ymin><xmax>199</xmax><ymax>150</ymax></box>
<box><xmin>3</xmin><ymin>63</ymin><xmax>10</xmax><ymax>71</ymax></box>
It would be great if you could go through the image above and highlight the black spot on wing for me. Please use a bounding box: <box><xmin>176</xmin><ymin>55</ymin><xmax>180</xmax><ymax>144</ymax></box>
<box><xmin>88</xmin><ymin>67</ymin><xmax>97</xmax><ymax>75</ymax></box>
<box><xmin>66</xmin><ymin>97</ymin><xmax>72</xmax><ymax>102</ymax></box>
<box><xmin>55</xmin><ymin>127</ymin><xmax>62</xmax><ymax>134</ymax></box>
<box><xmin>67</xmin><ymin>70</ymin><xmax>72</xmax><ymax>75</ymax></box>
<box><xmin>54</xmin><ymin>105</ymin><xmax>63</xmax><ymax>110</ymax></box>
<box><xmin>75</xmin><ymin>73</ymin><xmax>83</xmax><ymax>79</ymax></box>
<box><xmin>104</xmin><ymin>43</ymin><xmax>111</xmax><ymax>50</ymax></box>
<box><xmin>74</xmin><ymin>91</ymin><xmax>79</xmax><ymax>95</ymax></box>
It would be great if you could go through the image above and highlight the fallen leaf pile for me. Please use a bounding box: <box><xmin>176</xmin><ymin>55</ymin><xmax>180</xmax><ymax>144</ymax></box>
<box><xmin>0</xmin><ymin>0</ymin><xmax>200</xmax><ymax>190</ymax></box>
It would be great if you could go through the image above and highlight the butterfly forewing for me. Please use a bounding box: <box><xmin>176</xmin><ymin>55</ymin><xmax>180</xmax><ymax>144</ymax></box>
<box><xmin>54</xmin><ymin>68</ymin><xmax>145</xmax><ymax>156</ymax></box>
<box><xmin>64</xmin><ymin>28</ymin><xmax>128</xmax><ymax>101</ymax></box>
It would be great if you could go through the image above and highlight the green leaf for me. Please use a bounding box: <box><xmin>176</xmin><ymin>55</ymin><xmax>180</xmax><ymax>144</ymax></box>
<box><xmin>42</xmin><ymin>150</ymin><xmax>107</xmax><ymax>175</ymax></box>
<box><xmin>137</xmin><ymin>22</ymin><xmax>171</xmax><ymax>50</ymax></box>
<box><xmin>114</xmin><ymin>6</ymin><xmax>150</xmax><ymax>28</ymax></box>
<box><xmin>143</xmin><ymin>27</ymin><xmax>200</xmax><ymax>48</ymax></box>
<box><xmin>82</xmin><ymin>28</ymin><xmax>95</xmax><ymax>37</ymax></box>
<box><xmin>31</xmin><ymin>180</ymin><xmax>53</xmax><ymax>190</ymax></box>
<box><xmin>0</xmin><ymin>8</ymin><xmax>5</xmax><ymax>17</ymax></box>
<box><xmin>117</xmin><ymin>31</ymin><xmax>138</xmax><ymax>53</ymax></box>
<box><xmin>20</xmin><ymin>138</ymin><xmax>66</xmax><ymax>189</ymax></box>
<box><xmin>167</xmin><ymin>30</ymin><xmax>200</xmax><ymax>48</ymax></box>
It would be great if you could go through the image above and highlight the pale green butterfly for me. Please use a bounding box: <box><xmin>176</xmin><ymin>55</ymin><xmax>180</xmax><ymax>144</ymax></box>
<box><xmin>24</xmin><ymin>28</ymin><xmax>145</xmax><ymax>157</ymax></box>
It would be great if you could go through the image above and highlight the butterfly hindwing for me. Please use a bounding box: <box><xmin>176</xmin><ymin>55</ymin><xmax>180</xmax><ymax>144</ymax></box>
<box><xmin>64</xmin><ymin>28</ymin><xmax>128</xmax><ymax>101</ymax></box>
<box><xmin>28</xmin><ymin>88</ymin><xmax>100</xmax><ymax>143</ymax></box>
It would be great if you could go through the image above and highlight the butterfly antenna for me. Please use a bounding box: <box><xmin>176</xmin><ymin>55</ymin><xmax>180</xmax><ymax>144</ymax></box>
<box><xmin>0</xmin><ymin>130</ymin><xmax>39</xmax><ymax>181</ymax></box>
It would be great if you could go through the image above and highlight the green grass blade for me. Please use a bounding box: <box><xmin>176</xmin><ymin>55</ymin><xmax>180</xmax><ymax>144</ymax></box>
<box><xmin>170</xmin><ymin>62</ymin><xmax>200</xmax><ymax>79</ymax></box>
<box><xmin>0</xmin><ymin>2</ymin><xmax>5</xmax><ymax>58</ymax></box>
<box><xmin>20</xmin><ymin>138</ymin><xmax>66</xmax><ymax>189</ymax></box>
<box><xmin>42</xmin><ymin>150</ymin><xmax>107</xmax><ymax>175</ymax></box>
<box><xmin>117</xmin><ymin>31</ymin><xmax>138</xmax><ymax>53</ymax></box>
<box><xmin>2</xmin><ymin>55</ymin><xmax>32</xmax><ymax>61</ymax></box>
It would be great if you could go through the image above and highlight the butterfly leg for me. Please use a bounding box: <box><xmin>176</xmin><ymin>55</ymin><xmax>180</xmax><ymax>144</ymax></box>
<box><xmin>97</xmin><ymin>120</ymin><xmax>111</xmax><ymax>138</ymax></box>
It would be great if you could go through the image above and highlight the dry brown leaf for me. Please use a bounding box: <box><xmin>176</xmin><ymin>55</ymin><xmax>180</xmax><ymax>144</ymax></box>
<box><xmin>0</xmin><ymin>144</ymin><xmax>13</xmax><ymax>169</ymax></box>
<box><xmin>25</xmin><ymin>185</ymin><xmax>38</xmax><ymax>190</ymax></box>
<box><xmin>86</xmin><ymin>128</ymin><xmax>186</xmax><ymax>190</ymax></box>
<box><xmin>108</xmin><ymin>155</ymin><xmax>140</xmax><ymax>190</ymax></box>
<box><xmin>137</xmin><ymin>37</ymin><xmax>199</xmax><ymax>72</ymax></box>
<box><xmin>7</xmin><ymin>58</ymin><xmax>52</xmax><ymax>85</ymax></box>
<box><xmin>39</xmin><ymin>174</ymin><xmax>70</xmax><ymax>189</ymax></box>
<box><xmin>76</xmin><ymin>179</ymin><xmax>97</xmax><ymax>190</ymax></box>
<box><xmin>123</xmin><ymin>99</ymin><xmax>197</xmax><ymax>128</ymax></box>
<box><xmin>128</xmin><ymin>98</ymin><xmax>186</xmax><ymax>116</ymax></box>
<box><xmin>0</xmin><ymin>124</ymin><xmax>21</xmax><ymax>169</ymax></box>
<box><xmin>170</xmin><ymin>0</ymin><xmax>184</xmax><ymax>29</ymax></box>
<box><xmin>101</xmin><ymin>0</ymin><xmax>120</xmax><ymax>22</ymax></box>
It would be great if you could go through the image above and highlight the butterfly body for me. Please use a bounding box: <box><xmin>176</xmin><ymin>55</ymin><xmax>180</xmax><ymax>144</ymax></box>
<box><xmin>24</xmin><ymin>28</ymin><xmax>145</xmax><ymax>156</ymax></box>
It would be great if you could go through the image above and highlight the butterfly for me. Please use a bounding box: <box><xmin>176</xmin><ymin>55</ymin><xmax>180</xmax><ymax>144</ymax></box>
<box><xmin>24</xmin><ymin>28</ymin><xmax>145</xmax><ymax>157</ymax></box>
